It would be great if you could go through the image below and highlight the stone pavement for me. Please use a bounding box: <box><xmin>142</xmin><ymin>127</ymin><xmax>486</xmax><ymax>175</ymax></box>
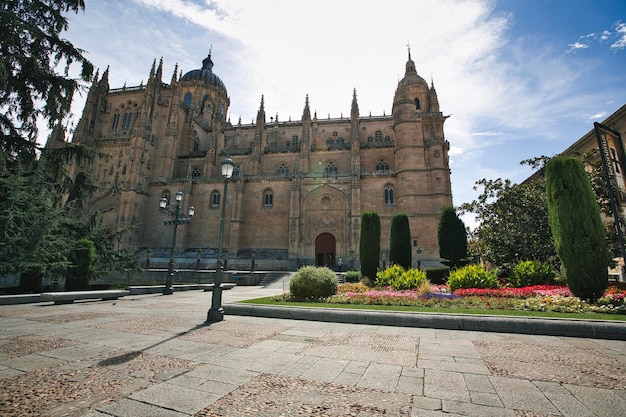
<box><xmin>0</xmin><ymin>276</ymin><xmax>625</xmax><ymax>416</ymax></box>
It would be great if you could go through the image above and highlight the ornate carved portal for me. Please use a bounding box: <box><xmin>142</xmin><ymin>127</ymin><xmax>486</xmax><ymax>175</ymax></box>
<box><xmin>301</xmin><ymin>184</ymin><xmax>348</xmax><ymax>264</ymax></box>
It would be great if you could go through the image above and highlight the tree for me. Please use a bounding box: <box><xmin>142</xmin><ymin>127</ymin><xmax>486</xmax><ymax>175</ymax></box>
<box><xmin>359</xmin><ymin>212</ymin><xmax>380</xmax><ymax>282</ymax></box>
<box><xmin>437</xmin><ymin>205</ymin><xmax>468</xmax><ymax>268</ymax></box>
<box><xmin>1</xmin><ymin>0</ymin><xmax>93</xmax><ymax>164</ymax></box>
<box><xmin>459</xmin><ymin>175</ymin><xmax>555</xmax><ymax>270</ymax></box>
<box><xmin>389</xmin><ymin>213</ymin><xmax>411</xmax><ymax>269</ymax></box>
<box><xmin>545</xmin><ymin>156</ymin><xmax>609</xmax><ymax>302</ymax></box>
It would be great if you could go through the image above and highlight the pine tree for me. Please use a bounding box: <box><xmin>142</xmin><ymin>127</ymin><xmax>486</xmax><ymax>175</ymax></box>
<box><xmin>389</xmin><ymin>213</ymin><xmax>412</xmax><ymax>269</ymax></box>
<box><xmin>438</xmin><ymin>206</ymin><xmax>468</xmax><ymax>268</ymax></box>
<box><xmin>359</xmin><ymin>212</ymin><xmax>380</xmax><ymax>282</ymax></box>
<box><xmin>545</xmin><ymin>156</ymin><xmax>609</xmax><ymax>301</ymax></box>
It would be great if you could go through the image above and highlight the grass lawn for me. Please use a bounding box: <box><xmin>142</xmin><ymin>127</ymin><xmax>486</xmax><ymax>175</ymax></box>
<box><xmin>240</xmin><ymin>296</ymin><xmax>626</xmax><ymax>321</ymax></box>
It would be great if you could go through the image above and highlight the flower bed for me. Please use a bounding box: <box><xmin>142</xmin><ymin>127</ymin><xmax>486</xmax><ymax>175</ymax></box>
<box><xmin>323</xmin><ymin>283</ymin><xmax>626</xmax><ymax>314</ymax></box>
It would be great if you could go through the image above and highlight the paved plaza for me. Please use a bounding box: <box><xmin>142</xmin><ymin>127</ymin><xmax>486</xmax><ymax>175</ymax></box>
<box><xmin>0</xmin><ymin>276</ymin><xmax>625</xmax><ymax>416</ymax></box>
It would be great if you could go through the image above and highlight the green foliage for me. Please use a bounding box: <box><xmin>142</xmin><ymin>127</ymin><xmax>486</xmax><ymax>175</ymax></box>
<box><xmin>359</xmin><ymin>212</ymin><xmax>380</xmax><ymax>281</ymax></box>
<box><xmin>447</xmin><ymin>264</ymin><xmax>499</xmax><ymax>291</ymax></box>
<box><xmin>375</xmin><ymin>265</ymin><xmax>429</xmax><ymax>290</ymax></box>
<box><xmin>425</xmin><ymin>266</ymin><xmax>450</xmax><ymax>285</ymax></box>
<box><xmin>509</xmin><ymin>260</ymin><xmax>555</xmax><ymax>288</ymax></box>
<box><xmin>545</xmin><ymin>156</ymin><xmax>609</xmax><ymax>301</ymax></box>
<box><xmin>343</xmin><ymin>270</ymin><xmax>362</xmax><ymax>283</ymax></box>
<box><xmin>1</xmin><ymin>0</ymin><xmax>93</xmax><ymax>160</ymax></box>
<box><xmin>459</xmin><ymin>175</ymin><xmax>556</xmax><ymax>270</ymax></box>
<box><xmin>289</xmin><ymin>266</ymin><xmax>338</xmax><ymax>300</ymax></box>
<box><xmin>437</xmin><ymin>206</ymin><xmax>468</xmax><ymax>266</ymax></box>
<box><xmin>67</xmin><ymin>239</ymin><xmax>96</xmax><ymax>290</ymax></box>
<box><xmin>389</xmin><ymin>213</ymin><xmax>412</xmax><ymax>269</ymax></box>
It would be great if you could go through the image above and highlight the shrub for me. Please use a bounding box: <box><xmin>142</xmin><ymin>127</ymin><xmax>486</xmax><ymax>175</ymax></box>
<box><xmin>67</xmin><ymin>239</ymin><xmax>96</xmax><ymax>290</ymax></box>
<box><xmin>509</xmin><ymin>260</ymin><xmax>555</xmax><ymax>287</ymax></box>
<box><xmin>289</xmin><ymin>266</ymin><xmax>338</xmax><ymax>300</ymax></box>
<box><xmin>344</xmin><ymin>270</ymin><xmax>362</xmax><ymax>283</ymax></box>
<box><xmin>389</xmin><ymin>213</ymin><xmax>412</xmax><ymax>269</ymax></box>
<box><xmin>425</xmin><ymin>266</ymin><xmax>450</xmax><ymax>285</ymax></box>
<box><xmin>375</xmin><ymin>265</ymin><xmax>429</xmax><ymax>290</ymax></box>
<box><xmin>545</xmin><ymin>156</ymin><xmax>609</xmax><ymax>301</ymax></box>
<box><xmin>375</xmin><ymin>264</ymin><xmax>405</xmax><ymax>287</ymax></box>
<box><xmin>360</xmin><ymin>212</ymin><xmax>381</xmax><ymax>282</ymax></box>
<box><xmin>437</xmin><ymin>205</ymin><xmax>468</xmax><ymax>267</ymax></box>
<box><xmin>447</xmin><ymin>264</ymin><xmax>498</xmax><ymax>291</ymax></box>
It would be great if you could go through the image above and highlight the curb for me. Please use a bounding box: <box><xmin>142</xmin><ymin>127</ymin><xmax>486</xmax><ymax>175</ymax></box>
<box><xmin>224</xmin><ymin>303</ymin><xmax>626</xmax><ymax>341</ymax></box>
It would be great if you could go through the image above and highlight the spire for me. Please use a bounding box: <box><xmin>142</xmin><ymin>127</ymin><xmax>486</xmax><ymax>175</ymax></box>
<box><xmin>302</xmin><ymin>94</ymin><xmax>311</xmax><ymax>121</ymax></box>
<box><xmin>256</xmin><ymin>95</ymin><xmax>266</xmax><ymax>125</ymax></box>
<box><xmin>98</xmin><ymin>66</ymin><xmax>109</xmax><ymax>90</ymax></box>
<box><xmin>171</xmin><ymin>63</ymin><xmax>178</xmax><ymax>84</ymax></box>
<box><xmin>156</xmin><ymin>57</ymin><xmax>163</xmax><ymax>80</ymax></box>
<box><xmin>351</xmin><ymin>88</ymin><xmax>359</xmax><ymax>119</ymax></box>
<box><xmin>149</xmin><ymin>58</ymin><xmax>156</xmax><ymax>79</ymax></box>
<box><xmin>405</xmin><ymin>42</ymin><xmax>417</xmax><ymax>75</ymax></box>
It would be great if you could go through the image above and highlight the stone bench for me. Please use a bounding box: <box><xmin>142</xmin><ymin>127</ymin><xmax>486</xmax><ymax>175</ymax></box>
<box><xmin>41</xmin><ymin>290</ymin><xmax>130</xmax><ymax>304</ymax></box>
<box><xmin>199</xmin><ymin>283</ymin><xmax>237</xmax><ymax>292</ymax></box>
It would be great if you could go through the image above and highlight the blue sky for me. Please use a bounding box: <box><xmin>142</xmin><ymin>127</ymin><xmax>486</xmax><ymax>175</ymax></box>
<box><xmin>60</xmin><ymin>0</ymin><xmax>626</xmax><ymax>228</ymax></box>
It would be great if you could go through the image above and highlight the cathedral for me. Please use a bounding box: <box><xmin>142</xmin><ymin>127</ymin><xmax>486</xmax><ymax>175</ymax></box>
<box><xmin>63</xmin><ymin>50</ymin><xmax>453</xmax><ymax>270</ymax></box>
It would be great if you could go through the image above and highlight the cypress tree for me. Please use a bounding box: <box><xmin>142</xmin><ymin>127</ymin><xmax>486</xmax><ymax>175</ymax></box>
<box><xmin>438</xmin><ymin>205</ymin><xmax>468</xmax><ymax>268</ymax></box>
<box><xmin>359</xmin><ymin>212</ymin><xmax>380</xmax><ymax>282</ymax></box>
<box><xmin>389</xmin><ymin>213</ymin><xmax>412</xmax><ymax>269</ymax></box>
<box><xmin>545</xmin><ymin>156</ymin><xmax>609</xmax><ymax>301</ymax></box>
<box><xmin>67</xmin><ymin>239</ymin><xmax>97</xmax><ymax>290</ymax></box>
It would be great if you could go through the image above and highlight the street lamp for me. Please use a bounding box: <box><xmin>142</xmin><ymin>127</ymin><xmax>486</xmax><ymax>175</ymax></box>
<box><xmin>160</xmin><ymin>190</ymin><xmax>195</xmax><ymax>295</ymax></box>
<box><xmin>416</xmin><ymin>246</ymin><xmax>422</xmax><ymax>270</ymax></box>
<box><xmin>207</xmin><ymin>157</ymin><xmax>235</xmax><ymax>322</ymax></box>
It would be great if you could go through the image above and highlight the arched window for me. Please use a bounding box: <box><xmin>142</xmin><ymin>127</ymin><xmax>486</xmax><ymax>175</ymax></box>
<box><xmin>384</xmin><ymin>186</ymin><xmax>395</xmax><ymax>205</ymax></box>
<box><xmin>415</xmin><ymin>97</ymin><xmax>421</xmax><ymax>109</ymax></box>
<box><xmin>183</xmin><ymin>92</ymin><xmax>192</xmax><ymax>108</ymax></box>
<box><xmin>325</xmin><ymin>161</ymin><xmax>338</xmax><ymax>176</ymax></box>
<box><xmin>337</xmin><ymin>137</ymin><xmax>345</xmax><ymax>148</ymax></box>
<box><xmin>374</xmin><ymin>131</ymin><xmax>383</xmax><ymax>140</ymax></box>
<box><xmin>376</xmin><ymin>159</ymin><xmax>390</xmax><ymax>172</ymax></box>
<box><xmin>263</xmin><ymin>189</ymin><xmax>273</xmax><ymax>207</ymax></box>
<box><xmin>326</xmin><ymin>138</ymin><xmax>334</xmax><ymax>149</ymax></box>
<box><xmin>192</xmin><ymin>139</ymin><xmax>199</xmax><ymax>152</ymax></box>
<box><xmin>191</xmin><ymin>167</ymin><xmax>200</xmax><ymax>178</ymax></box>
<box><xmin>211</xmin><ymin>190</ymin><xmax>220</xmax><ymax>209</ymax></box>
<box><xmin>201</xmin><ymin>95</ymin><xmax>211</xmax><ymax>113</ymax></box>
<box><xmin>292</xmin><ymin>135</ymin><xmax>299</xmax><ymax>147</ymax></box>
<box><xmin>277</xmin><ymin>163</ymin><xmax>289</xmax><ymax>176</ymax></box>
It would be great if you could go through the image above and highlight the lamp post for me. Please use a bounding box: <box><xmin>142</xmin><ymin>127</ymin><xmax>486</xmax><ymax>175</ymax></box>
<box><xmin>160</xmin><ymin>190</ymin><xmax>195</xmax><ymax>295</ymax></box>
<box><xmin>207</xmin><ymin>157</ymin><xmax>235</xmax><ymax>322</ymax></box>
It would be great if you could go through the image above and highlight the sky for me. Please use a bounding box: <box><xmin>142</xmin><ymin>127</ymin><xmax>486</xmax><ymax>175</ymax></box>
<box><xmin>58</xmin><ymin>0</ymin><xmax>626</xmax><ymax>228</ymax></box>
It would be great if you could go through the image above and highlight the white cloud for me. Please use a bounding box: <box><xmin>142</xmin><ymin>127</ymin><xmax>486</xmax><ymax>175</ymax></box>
<box><xmin>611</xmin><ymin>21</ymin><xmax>626</xmax><ymax>50</ymax></box>
<box><xmin>567</xmin><ymin>41</ymin><xmax>589</xmax><ymax>52</ymax></box>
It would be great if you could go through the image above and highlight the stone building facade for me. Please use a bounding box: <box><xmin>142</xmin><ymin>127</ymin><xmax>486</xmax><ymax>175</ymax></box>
<box><xmin>63</xmin><ymin>51</ymin><xmax>453</xmax><ymax>269</ymax></box>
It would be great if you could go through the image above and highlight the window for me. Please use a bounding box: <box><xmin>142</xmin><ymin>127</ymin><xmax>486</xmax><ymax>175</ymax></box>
<box><xmin>111</xmin><ymin>113</ymin><xmax>120</xmax><ymax>130</ymax></box>
<box><xmin>121</xmin><ymin>112</ymin><xmax>133</xmax><ymax>129</ymax></box>
<box><xmin>415</xmin><ymin>98</ymin><xmax>421</xmax><ymax>109</ymax></box>
<box><xmin>292</xmin><ymin>135</ymin><xmax>299</xmax><ymax>147</ymax></box>
<box><xmin>183</xmin><ymin>92</ymin><xmax>192</xmax><ymax>108</ymax></box>
<box><xmin>375</xmin><ymin>131</ymin><xmax>383</xmax><ymax>141</ymax></box>
<box><xmin>325</xmin><ymin>161</ymin><xmax>338</xmax><ymax>176</ymax></box>
<box><xmin>193</xmin><ymin>139</ymin><xmax>199</xmax><ymax>151</ymax></box>
<box><xmin>201</xmin><ymin>95</ymin><xmax>211</xmax><ymax>113</ymax></box>
<box><xmin>337</xmin><ymin>137</ymin><xmax>345</xmax><ymax>148</ymax></box>
<box><xmin>384</xmin><ymin>186</ymin><xmax>395</xmax><ymax>205</ymax></box>
<box><xmin>277</xmin><ymin>163</ymin><xmax>289</xmax><ymax>176</ymax></box>
<box><xmin>191</xmin><ymin>167</ymin><xmax>200</xmax><ymax>178</ymax></box>
<box><xmin>263</xmin><ymin>189</ymin><xmax>273</xmax><ymax>207</ymax></box>
<box><xmin>211</xmin><ymin>191</ymin><xmax>220</xmax><ymax>208</ymax></box>
<box><xmin>376</xmin><ymin>159</ymin><xmax>390</xmax><ymax>172</ymax></box>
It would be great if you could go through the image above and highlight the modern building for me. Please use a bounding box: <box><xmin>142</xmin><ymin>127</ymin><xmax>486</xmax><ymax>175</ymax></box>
<box><xmin>56</xmin><ymin>51</ymin><xmax>453</xmax><ymax>269</ymax></box>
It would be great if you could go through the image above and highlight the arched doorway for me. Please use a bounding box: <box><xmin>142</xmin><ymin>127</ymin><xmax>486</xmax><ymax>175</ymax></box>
<box><xmin>315</xmin><ymin>233</ymin><xmax>336</xmax><ymax>267</ymax></box>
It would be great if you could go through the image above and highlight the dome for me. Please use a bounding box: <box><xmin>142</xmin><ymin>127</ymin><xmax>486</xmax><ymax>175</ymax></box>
<box><xmin>180</xmin><ymin>54</ymin><xmax>227</xmax><ymax>93</ymax></box>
